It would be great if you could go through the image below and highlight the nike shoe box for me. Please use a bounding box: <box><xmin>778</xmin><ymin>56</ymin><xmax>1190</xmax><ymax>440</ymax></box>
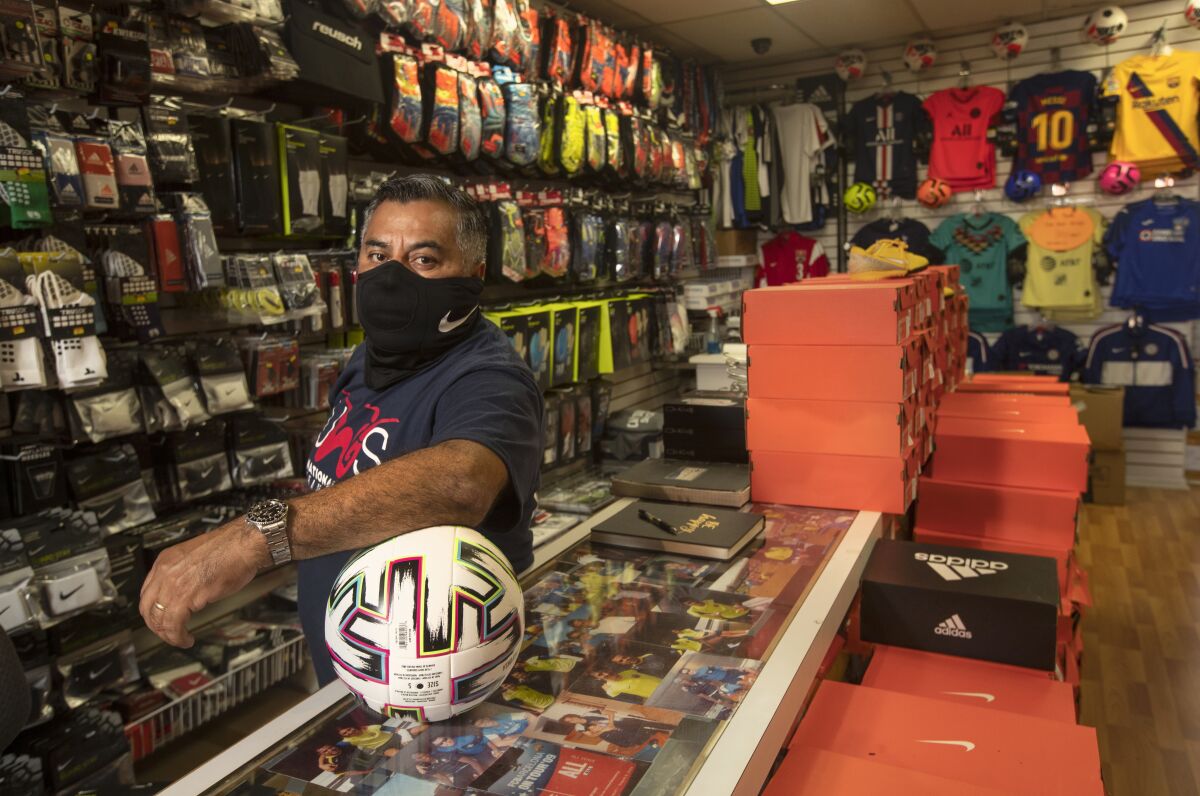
<box><xmin>916</xmin><ymin>476</ymin><xmax>1079</xmax><ymax>550</ymax></box>
<box><xmin>931</xmin><ymin>419</ymin><xmax>1089</xmax><ymax>493</ymax></box>
<box><xmin>747</xmin><ymin>397</ymin><xmax>917</xmax><ymax>457</ymax></box>
<box><xmin>957</xmin><ymin>377</ymin><xmax>1070</xmax><ymax>396</ymax></box>
<box><xmin>940</xmin><ymin>391</ymin><xmax>1071</xmax><ymax>412</ymax></box>
<box><xmin>662</xmin><ymin>395</ymin><xmax>747</xmax><ymax>463</ymax></box>
<box><xmin>743</xmin><ymin>281</ymin><xmax>917</xmax><ymax>346</ymax></box>
<box><xmin>750</xmin><ymin>448</ymin><xmax>919</xmax><ymax>515</ymax></box>
<box><xmin>860</xmin><ymin>539</ymin><xmax>1059</xmax><ymax>670</ymax></box>
<box><xmin>748</xmin><ymin>341</ymin><xmax>920</xmax><ymax>402</ymax></box>
<box><xmin>863</xmin><ymin>645</ymin><xmax>1077</xmax><ymax>723</ymax></box>
<box><xmin>763</xmin><ymin>747</ymin><xmax>1008</xmax><ymax>796</ymax></box>
<box><xmin>789</xmin><ymin>681</ymin><xmax>1103</xmax><ymax>796</ymax></box>
<box><xmin>937</xmin><ymin>398</ymin><xmax>1081</xmax><ymax>426</ymax></box>
<box><xmin>914</xmin><ymin>526</ymin><xmax>1072</xmax><ymax>595</ymax></box>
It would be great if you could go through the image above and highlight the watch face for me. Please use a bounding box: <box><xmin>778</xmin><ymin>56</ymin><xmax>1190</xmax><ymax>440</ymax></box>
<box><xmin>248</xmin><ymin>499</ymin><xmax>286</xmax><ymax>524</ymax></box>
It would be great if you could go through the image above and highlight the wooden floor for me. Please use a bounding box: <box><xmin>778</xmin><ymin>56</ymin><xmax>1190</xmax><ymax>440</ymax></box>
<box><xmin>1077</xmin><ymin>486</ymin><xmax>1200</xmax><ymax>796</ymax></box>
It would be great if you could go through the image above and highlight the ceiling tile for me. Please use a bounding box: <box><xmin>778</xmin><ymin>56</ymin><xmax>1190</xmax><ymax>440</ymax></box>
<box><xmin>640</xmin><ymin>26</ymin><xmax>718</xmax><ymax>60</ymax></box>
<box><xmin>775</xmin><ymin>0</ymin><xmax>926</xmax><ymax>49</ymax></box>
<box><xmin>663</xmin><ymin>8</ymin><xmax>819</xmax><ymax>63</ymax></box>
<box><xmin>548</xmin><ymin>0</ymin><xmax>651</xmax><ymax>29</ymax></box>
<box><xmin>610</xmin><ymin>0</ymin><xmax>761</xmax><ymax>25</ymax></box>
<box><xmin>906</xmin><ymin>0</ymin><xmax>1043</xmax><ymax>29</ymax></box>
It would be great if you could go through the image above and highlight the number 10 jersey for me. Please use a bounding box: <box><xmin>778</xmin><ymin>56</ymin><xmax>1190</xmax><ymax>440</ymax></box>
<box><xmin>1009</xmin><ymin>70</ymin><xmax>1098</xmax><ymax>184</ymax></box>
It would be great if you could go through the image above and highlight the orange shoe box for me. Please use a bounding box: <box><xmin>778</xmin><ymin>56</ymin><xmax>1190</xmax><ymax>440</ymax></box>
<box><xmin>940</xmin><ymin>392</ymin><xmax>1071</xmax><ymax>412</ymax></box>
<box><xmin>747</xmin><ymin>341</ymin><xmax>920</xmax><ymax>402</ymax></box>
<box><xmin>957</xmin><ymin>379</ymin><xmax>1070</xmax><ymax>396</ymax></box>
<box><xmin>743</xmin><ymin>282</ymin><xmax>916</xmax><ymax>346</ymax></box>
<box><xmin>914</xmin><ymin>527</ymin><xmax>1071</xmax><ymax>594</ymax></box>
<box><xmin>751</xmin><ymin>448</ymin><xmax>919</xmax><ymax>514</ymax></box>
<box><xmin>916</xmin><ymin>477</ymin><xmax>1079</xmax><ymax>550</ymax></box>
<box><xmin>932</xmin><ymin>420</ymin><xmax>1089</xmax><ymax>492</ymax></box>
<box><xmin>746</xmin><ymin>397</ymin><xmax>917</xmax><ymax>457</ymax></box>
<box><xmin>790</xmin><ymin>682</ymin><xmax>1103</xmax><ymax>796</ymax></box>
<box><xmin>862</xmin><ymin>645</ymin><xmax>1077</xmax><ymax>723</ymax></box>
<box><xmin>763</xmin><ymin>747</ymin><xmax>1007</xmax><ymax>796</ymax></box>
<box><xmin>928</xmin><ymin>264</ymin><xmax>961</xmax><ymax>290</ymax></box>
<box><xmin>937</xmin><ymin>400</ymin><xmax>1081</xmax><ymax>426</ymax></box>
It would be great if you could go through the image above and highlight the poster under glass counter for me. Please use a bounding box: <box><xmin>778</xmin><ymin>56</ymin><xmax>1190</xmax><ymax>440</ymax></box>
<box><xmin>216</xmin><ymin>504</ymin><xmax>857</xmax><ymax>796</ymax></box>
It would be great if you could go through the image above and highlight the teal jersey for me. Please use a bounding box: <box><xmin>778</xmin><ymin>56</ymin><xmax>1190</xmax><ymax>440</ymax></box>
<box><xmin>931</xmin><ymin>213</ymin><xmax>1026</xmax><ymax>332</ymax></box>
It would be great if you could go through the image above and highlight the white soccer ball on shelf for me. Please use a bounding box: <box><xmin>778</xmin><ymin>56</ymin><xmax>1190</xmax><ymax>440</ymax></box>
<box><xmin>1186</xmin><ymin>0</ymin><xmax>1200</xmax><ymax>28</ymax></box>
<box><xmin>904</xmin><ymin>37</ymin><xmax>938</xmax><ymax>72</ymax></box>
<box><xmin>834</xmin><ymin>49</ymin><xmax>868</xmax><ymax>81</ymax></box>
<box><xmin>991</xmin><ymin>22</ymin><xmax>1029</xmax><ymax>60</ymax></box>
<box><xmin>1084</xmin><ymin>5</ymin><xmax>1128</xmax><ymax>44</ymax></box>
<box><xmin>325</xmin><ymin>525</ymin><xmax>524</xmax><ymax>722</ymax></box>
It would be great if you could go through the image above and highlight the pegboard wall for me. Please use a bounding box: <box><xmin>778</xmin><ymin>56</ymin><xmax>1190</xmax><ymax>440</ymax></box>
<box><xmin>721</xmin><ymin>0</ymin><xmax>1200</xmax><ymax>350</ymax></box>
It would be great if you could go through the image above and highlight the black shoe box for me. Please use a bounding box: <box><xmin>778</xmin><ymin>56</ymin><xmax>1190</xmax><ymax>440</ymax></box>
<box><xmin>861</xmin><ymin>539</ymin><xmax>1060</xmax><ymax>671</ymax></box>
<box><xmin>663</xmin><ymin>394</ymin><xmax>747</xmax><ymax>463</ymax></box>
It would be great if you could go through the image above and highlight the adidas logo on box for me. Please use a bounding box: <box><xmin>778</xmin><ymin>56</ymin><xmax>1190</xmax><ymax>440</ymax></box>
<box><xmin>914</xmin><ymin>552</ymin><xmax>1008</xmax><ymax>582</ymax></box>
<box><xmin>934</xmin><ymin>614</ymin><xmax>972</xmax><ymax>639</ymax></box>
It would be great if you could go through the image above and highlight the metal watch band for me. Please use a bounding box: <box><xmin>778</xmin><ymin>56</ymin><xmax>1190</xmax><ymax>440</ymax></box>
<box><xmin>262</xmin><ymin>521</ymin><xmax>292</xmax><ymax>566</ymax></box>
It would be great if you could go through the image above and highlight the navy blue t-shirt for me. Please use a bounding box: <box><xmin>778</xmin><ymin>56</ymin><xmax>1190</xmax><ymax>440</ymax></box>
<box><xmin>299</xmin><ymin>317</ymin><xmax>544</xmax><ymax>685</ymax></box>
<box><xmin>992</xmin><ymin>325</ymin><xmax>1081</xmax><ymax>381</ymax></box>
<box><xmin>850</xmin><ymin>218</ymin><xmax>943</xmax><ymax>264</ymax></box>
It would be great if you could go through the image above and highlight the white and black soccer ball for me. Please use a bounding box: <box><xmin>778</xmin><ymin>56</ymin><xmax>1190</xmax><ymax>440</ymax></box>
<box><xmin>1084</xmin><ymin>6</ymin><xmax>1128</xmax><ymax>44</ymax></box>
<box><xmin>325</xmin><ymin>526</ymin><xmax>524</xmax><ymax>722</ymax></box>
<box><xmin>835</xmin><ymin>49</ymin><xmax>868</xmax><ymax>81</ymax></box>
<box><xmin>1186</xmin><ymin>0</ymin><xmax>1200</xmax><ymax>29</ymax></box>
<box><xmin>904</xmin><ymin>37</ymin><xmax>938</xmax><ymax>72</ymax></box>
<box><xmin>991</xmin><ymin>22</ymin><xmax>1029</xmax><ymax>60</ymax></box>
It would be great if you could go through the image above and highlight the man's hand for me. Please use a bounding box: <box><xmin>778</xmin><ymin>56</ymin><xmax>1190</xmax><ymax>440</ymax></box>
<box><xmin>139</xmin><ymin>519</ymin><xmax>271</xmax><ymax>648</ymax></box>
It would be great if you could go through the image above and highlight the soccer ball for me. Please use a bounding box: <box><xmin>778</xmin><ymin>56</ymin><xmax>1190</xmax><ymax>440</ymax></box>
<box><xmin>325</xmin><ymin>526</ymin><xmax>524</xmax><ymax>722</ymax></box>
<box><xmin>992</xmin><ymin>22</ymin><xmax>1029</xmax><ymax>60</ymax></box>
<box><xmin>1005</xmin><ymin>169</ymin><xmax>1043</xmax><ymax>202</ymax></box>
<box><xmin>917</xmin><ymin>178</ymin><xmax>952</xmax><ymax>209</ymax></box>
<box><xmin>1098</xmin><ymin>161</ymin><xmax>1141</xmax><ymax>194</ymax></box>
<box><xmin>1084</xmin><ymin>6</ymin><xmax>1128</xmax><ymax>44</ymax></box>
<box><xmin>904</xmin><ymin>38</ymin><xmax>938</xmax><ymax>72</ymax></box>
<box><xmin>844</xmin><ymin>182</ymin><xmax>877</xmax><ymax>214</ymax></box>
<box><xmin>1186</xmin><ymin>0</ymin><xmax>1200</xmax><ymax>28</ymax></box>
<box><xmin>834</xmin><ymin>49</ymin><xmax>868</xmax><ymax>81</ymax></box>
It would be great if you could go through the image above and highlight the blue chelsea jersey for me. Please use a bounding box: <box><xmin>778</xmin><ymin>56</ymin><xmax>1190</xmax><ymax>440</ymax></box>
<box><xmin>1082</xmin><ymin>323</ymin><xmax>1196</xmax><ymax>428</ymax></box>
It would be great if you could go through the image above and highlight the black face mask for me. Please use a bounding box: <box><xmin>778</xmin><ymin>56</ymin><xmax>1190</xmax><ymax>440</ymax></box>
<box><xmin>357</xmin><ymin>260</ymin><xmax>484</xmax><ymax>390</ymax></box>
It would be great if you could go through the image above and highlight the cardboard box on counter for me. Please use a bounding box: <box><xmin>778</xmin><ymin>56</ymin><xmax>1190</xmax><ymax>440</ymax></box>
<box><xmin>1069</xmin><ymin>384</ymin><xmax>1124</xmax><ymax>452</ymax></box>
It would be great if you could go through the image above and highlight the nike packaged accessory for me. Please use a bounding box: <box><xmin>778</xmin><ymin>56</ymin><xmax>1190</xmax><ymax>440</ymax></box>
<box><xmin>421</xmin><ymin>63</ymin><xmax>460</xmax><ymax>158</ymax></box>
<box><xmin>502</xmin><ymin>82</ymin><xmax>539</xmax><ymax>167</ymax></box>
<box><xmin>277</xmin><ymin>123</ymin><xmax>323</xmax><ymax>234</ymax></box>
<box><xmin>56</xmin><ymin>637</ymin><xmax>137</xmax><ymax>708</ymax></box>
<box><xmin>479</xmin><ymin>75</ymin><xmax>506</xmax><ymax>158</ymax></box>
<box><xmin>170</xmin><ymin>419</ymin><xmax>232</xmax><ymax>502</ymax></box>
<box><xmin>388</xmin><ymin>52</ymin><xmax>425</xmax><ymax>145</ymax></box>
<box><xmin>109</xmin><ymin>121</ymin><xmax>156</xmax><ymax>216</ymax></box>
<box><xmin>143</xmin><ymin>96</ymin><xmax>199</xmax><ymax>184</ymax></box>
<box><xmin>229</xmin><ymin>415</ymin><xmax>293</xmax><ymax>487</ymax></box>
<box><xmin>29</xmin><ymin>545</ymin><xmax>116</xmax><ymax>625</ymax></box>
<box><xmin>66</xmin><ymin>445</ymin><xmax>155</xmax><ymax>536</ymax></box>
<box><xmin>572</xmin><ymin>211</ymin><xmax>602</xmax><ymax>282</ymax></box>
<box><xmin>231</xmin><ymin>119</ymin><xmax>282</xmax><ymax>235</ymax></box>
<box><xmin>319</xmin><ymin>133</ymin><xmax>349</xmax><ymax>236</ymax></box>
<box><xmin>23</xmin><ymin>665</ymin><xmax>54</xmax><ymax>727</ymax></box>
<box><xmin>458</xmin><ymin>72</ymin><xmax>482</xmax><ymax>162</ymax></box>
<box><xmin>103</xmin><ymin>531</ymin><xmax>146</xmax><ymax>617</ymax></box>
<box><xmin>357</xmin><ymin>259</ymin><xmax>483</xmax><ymax>389</ymax></box>
<box><xmin>95</xmin><ymin>13</ymin><xmax>150</xmax><ymax>105</ymax></box>
<box><xmin>488</xmin><ymin>198</ymin><xmax>530</xmax><ymax>283</ymax></box>
<box><xmin>190</xmin><ymin>339</ymin><xmax>253</xmax><ymax>415</ymax></box>
<box><xmin>66</xmin><ymin>351</ymin><xmax>143</xmax><ymax>444</ymax></box>
<box><xmin>189</xmin><ymin>115</ymin><xmax>237</xmax><ymax>232</ymax></box>
<box><xmin>141</xmin><ymin>346</ymin><xmax>208</xmax><ymax>430</ymax></box>
<box><xmin>0</xmin><ymin>529</ymin><xmax>37</xmax><ymax>633</ymax></box>
<box><xmin>0</xmin><ymin>269</ymin><xmax>48</xmax><ymax>391</ymax></box>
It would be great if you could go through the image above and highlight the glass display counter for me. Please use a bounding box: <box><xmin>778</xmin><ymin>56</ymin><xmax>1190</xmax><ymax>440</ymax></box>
<box><xmin>162</xmin><ymin>500</ymin><xmax>881</xmax><ymax>796</ymax></box>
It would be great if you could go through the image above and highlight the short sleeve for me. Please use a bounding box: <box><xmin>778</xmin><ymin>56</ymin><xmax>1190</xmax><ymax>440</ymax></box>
<box><xmin>1105</xmin><ymin>208</ymin><xmax>1130</xmax><ymax>260</ymax></box>
<box><xmin>1090</xmin><ymin>208</ymin><xmax>1106</xmax><ymax>245</ymax></box>
<box><xmin>811</xmin><ymin>106</ymin><xmax>833</xmax><ymax>155</ymax></box>
<box><xmin>922</xmin><ymin>92</ymin><xmax>940</xmax><ymax>118</ymax></box>
<box><xmin>1003</xmin><ymin>216</ymin><xmax>1026</xmax><ymax>251</ymax></box>
<box><xmin>1102</xmin><ymin>64</ymin><xmax>1124</xmax><ymax>97</ymax></box>
<box><xmin>807</xmin><ymin>240</ymin><xmax>830</xmax><ymax>278</ymax></box>
<box><xmin>1018</xmin><ymin>211</ymin><xmax>1037</xmax><ymax>238</ymax></box>
<box><xmin>431</xmin><ymin>367</ymin><xmax>545</xmax><ymax>537</ymax></box>
<box><xmin>929</xmin><ymin>216</ymin><xmax>956</xmax><ymax>251</ymax></box>
<box><xmin>986</xmin><ymin>87</ymin><xmax>1006</xmax><ymax>121</ymax></box>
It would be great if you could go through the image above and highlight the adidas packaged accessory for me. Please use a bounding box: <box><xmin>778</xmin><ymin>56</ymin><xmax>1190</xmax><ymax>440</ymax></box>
<box><xmin>74</xmin><ymin>135</ymin><xmax>119</xmax><ymax>211</ymax></box>
<box><xmin>148</xmin><ymin>215</ymin><xmax>186</xmax><ymax>292</ymax></box>
<box><xmin>191</xmin><ymin>339</ymin><xmax>253</xmax><ymax>415</ymax></box>
<box><xmin>502</xmin><ymin>82</ymin><xmax>539</xmax><ymax>167</ymax></box>
<box><xmin>229</xmin><ymin>415</ymin><xmax>293</xmax><ymax>487</ymax></box>
<box><xmin>488</xmin><ymin>198</ymin><xmax>530</xmax><ymax>283</ymax></box>
<box><xmin>66</xmin><ymin>445</ymin><xmax>155</xmax><ymax>535</ymax></box>
<box><xmin>109</xmin><ymin>121</ymin><xmax>156</xmax><ymax>216</ymax></box>
<box><xmin>479</xmin><ymin>76</ymin><xmax>506</xmax><ymax>158</ymax></box>
<box><xmin>276</xmin><ymin>123</ymin><xmax>323</xmax><ymax>234</ymax></box>
<box><xmin>27</xmin><ymin>108</ymin><xmax>84</xmax><ymax>208</ymax></box>
<box><xmin>30</xmin><ymin>270</ymin><xmax>107</xmax><ymax>389</ymax></box>
<box><xmin>143</xmin><ymin>97</ymin><xmax>199</xmax><ymax>185</ymax></box>
<box><xmin>319</xmin><ymin>133</ymin><xmax>350</xmax><ymax>236</ymax></box>
<box><xmin>170</xmin><ymin>419</ymin><xmax>232</xmax><ymax>502</ymax></box>
<box><xmin>421</xmin><ymin>63</ymin><xmax>460</xmax><ymax>158</ymax></box>
<box><xmin>583</xmin><ymin>103</ymin><xmax>605</xmax><ymax>173</ymax></box>
<box><xmin>141</xmin><ymin>346</ymin><xmax>208</xmax><ymax>430</ymax></box>
<box><xmin>231</xmin><ymin>119</ymin><xmax>282</xmax><ymax>235</ymax></box>
<box><xmin>458</xmin><ymin>71</ymin><xmax>482</xmax><ymax>161</ymax></box>
<box><xmin>56</xmin><ymin>637</ymin><xmax>137</xmax><ymax>708</ymax></box>
<box><xmin>66</xmin><ymin>352</ymin><xmax>143</xmax><ymax>444</ymax></box>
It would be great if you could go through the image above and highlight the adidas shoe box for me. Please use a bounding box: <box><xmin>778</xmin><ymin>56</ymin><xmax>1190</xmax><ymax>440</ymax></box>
<box><xmin>914</xmin><ymin>526</ymin><xmax>1072</xmax><ymax>595</ymax></box>
<box><xmin>860</xmin><ymin>539</ymin><xmax>1059</xmax><ymax>670</ymax></box>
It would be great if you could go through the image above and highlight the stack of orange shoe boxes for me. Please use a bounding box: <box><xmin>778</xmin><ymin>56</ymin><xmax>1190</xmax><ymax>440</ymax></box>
<box><xmin>918</xmin><ymin>378</ymin><xmax>1093</xmax><ymax>692</ymax></box>
<box><xmin>744</xmin><ymin>280</ymin><xmax>926</xmax><ymax>514</ymax></box>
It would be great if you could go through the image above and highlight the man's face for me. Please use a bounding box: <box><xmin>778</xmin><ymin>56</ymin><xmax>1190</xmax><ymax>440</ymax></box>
<box><xmin>359</xmin><ymin>199</ymin><xmax>482</xmax><ymax>279</ymax></box>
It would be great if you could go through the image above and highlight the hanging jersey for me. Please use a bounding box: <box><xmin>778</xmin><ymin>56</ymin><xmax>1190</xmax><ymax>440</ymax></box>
<box><xmin>850</xmin><ymin>217</ymin><xmax>942</xmax><ymax>263</ymax></box>
<box><xmin>1019</xmin><ymin>206</ymin><xmax>1104</xmax><ymax>313</ymax></box>
<box><xmin>967</xmin><ymin>330</ymin><xmax>992</xmax><ymax>373</ymax></box>
<box><xmin>771</xmin><ymin>102</ymin><xmax>833</xmax><ymax>225</ymax></box>
<box><xmin>1010</xmin><ymin>70</ymin><xmax>1098</xmax><ymax>183</ymax></box>
<box><xmin>992</xmin><ymin>325</ymin><xmax>1081</xmax><ymax>381</ymax></box>
<box><xmin>1083</xmin><ymin>323</ymin><xmax>1196</xmax><ymax>428</ymax></box>
<box><xmin>1105</xmin><ymin>196</ymin><xmax>1200</xmax><ymax>319</ymax></box>
<box><xmin>923</xmin><ymin>86</ymin><xmax>1005</xmax><ymax>191</ymax></box>
<box><xmin>931</xmin><ymin>213</ymin><xmax>1026</xmax><ymax>332</ymax></box>
<box><xmin>760</xmin><ymin>231</ymin><xmax>830</xmax><ymax>285</ymax></box>
<box><xmin>847</xmin><ymin>92</ymin><xmax>925</xmax><ymax>199</ymax></box>
<box><xmin>1102</xmin><ymin>51</ymin><xmax>1200</xmax><ymax>174</ymax></box>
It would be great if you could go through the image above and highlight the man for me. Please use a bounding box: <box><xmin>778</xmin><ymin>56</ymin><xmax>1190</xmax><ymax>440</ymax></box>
<box><xmin>139</xmin><ymin>177</ymin><xmax>544</xmax><ymax>685</ymax></box>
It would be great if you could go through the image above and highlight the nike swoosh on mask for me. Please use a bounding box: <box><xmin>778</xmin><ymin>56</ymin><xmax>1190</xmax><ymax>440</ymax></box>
<box><xmin>438</xmin><ymin>305</ymin><xmax>478</xmax><ymax>334</ymax></box>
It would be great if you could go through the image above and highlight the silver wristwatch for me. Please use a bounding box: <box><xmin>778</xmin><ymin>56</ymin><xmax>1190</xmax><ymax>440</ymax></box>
<box><xmin>245</xmin><ymin>499</ymin><xmax>292</xmax><ymax>566</ymax></box>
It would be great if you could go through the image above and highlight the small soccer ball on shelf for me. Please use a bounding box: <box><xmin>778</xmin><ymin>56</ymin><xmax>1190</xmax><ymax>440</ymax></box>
<box><xmin>917</xmin><ymin>178</ymin><xmax>952</xmax><ymax>209</ymax></box>
<box><xmin>325</xmin><ymin>526</ymin><xmax>524</xmax><ymax>722</ymax></box>
<box><xmin>904</xmin><ymin>37</ymin><xmax>938</xmax><ymax>72</ymax></box>
<box><xmin>834</xmin><ymin>49</ymin><xmax>868</xmax><ymax>81</ymax></box>
<box><xmin>1098</xmin><ymin>161</ymin><xmax>1141</xmax><ymax>194</ymax></box>
<box><xmin>1186</xmin><ymin>0</ymin><xmax>1200</xmax><ymax>28</ymax></box>
<box><xmin>1084</xmin><ymin>5</ymin><xmax>1128</xmax><ymax>44</ymax></box>
<box><xmin>991</xmin><ymin>22</ymin><xmax>1029</xmax><ymax>60</ymax></box>
<box><xmin>844</xmin><ymin>182</ymin><xmax>877</xmax><ymax>214</ymax></box>
<box><xmin>1004</xmin><ymin>169</ymin><xmax>1043</xmax><ymax>202</ymax></box>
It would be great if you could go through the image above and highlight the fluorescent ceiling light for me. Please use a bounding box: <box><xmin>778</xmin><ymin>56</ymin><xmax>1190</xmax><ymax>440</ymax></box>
<box><xmin>765</xmin><ymin>0</ymin><xmax>803</xmax><ymax>5</ymax></box>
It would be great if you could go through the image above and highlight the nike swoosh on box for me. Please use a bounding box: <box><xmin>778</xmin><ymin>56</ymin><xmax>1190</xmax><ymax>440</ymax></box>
<box><xmin>942</xmin><ymin>691</ymin><xmax>996</xmax><ymax>703</ymax></box>
<box><xmin>917</xmin><ymin>739</ymin><xmax>976</xmax><ymax>751</ymax></box>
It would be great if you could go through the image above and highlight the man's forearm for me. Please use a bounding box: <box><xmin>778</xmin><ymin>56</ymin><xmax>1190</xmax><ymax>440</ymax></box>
<box><xmin>286</xmin><ymin>439</ymin><xmax>509</xmax><ymax>560</ymax></box>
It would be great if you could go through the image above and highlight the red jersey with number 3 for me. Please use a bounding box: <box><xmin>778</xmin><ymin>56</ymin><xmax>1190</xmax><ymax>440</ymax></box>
<box><xmin>923</xmin><ymin>86</ymin><xmax>1005</xmax><ymax>191</ymax></box>
<box><xmin>760</xmin><ymin>231</ymin><xmax>830</xmax><ymax>286</ymax></box>
<box><xmin>1010</xmin><ymin>70</ymin><xmax>1098</xmax><ymax>183</ymax></box>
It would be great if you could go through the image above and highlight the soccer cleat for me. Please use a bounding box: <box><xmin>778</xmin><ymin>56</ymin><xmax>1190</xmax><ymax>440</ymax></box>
<box><xmin>848</xmin><ymin>239</ymin><xmax>929</xmax><ymax>281</ymax></box>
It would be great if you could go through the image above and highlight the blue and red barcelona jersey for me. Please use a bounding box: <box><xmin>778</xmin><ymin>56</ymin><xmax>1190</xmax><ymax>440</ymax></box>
<box><xmin>1009</xmin><ymin>70</ymin><xmax>1098</xmax><ymax>183</ymax></box>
